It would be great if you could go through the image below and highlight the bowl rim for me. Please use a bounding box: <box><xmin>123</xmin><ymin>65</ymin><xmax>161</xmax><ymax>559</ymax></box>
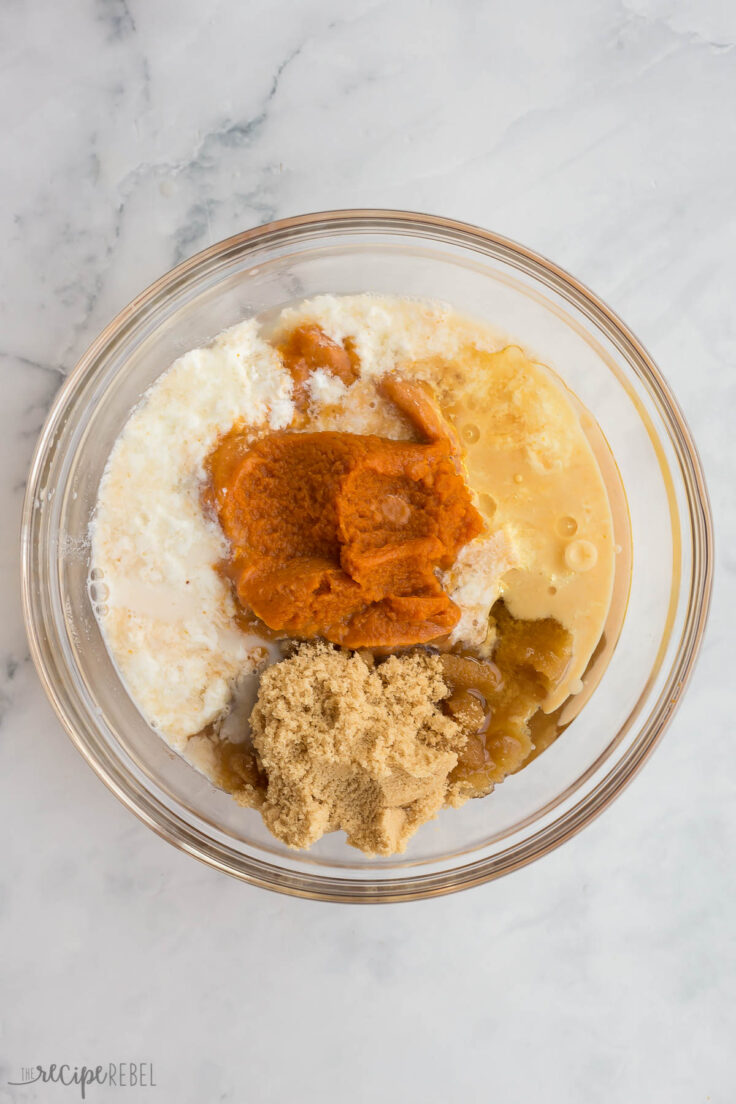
<box><xmin>20</xmin><ymin>207</ymin><xmax>714</xmax><ymax>902</ymax></box>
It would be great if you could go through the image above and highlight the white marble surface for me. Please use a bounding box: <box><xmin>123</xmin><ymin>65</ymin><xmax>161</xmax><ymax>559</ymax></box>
<box><xmin>1</xmin><ymin>1</ymin><xmax>735</xmax><ymax>1100</ymax></box>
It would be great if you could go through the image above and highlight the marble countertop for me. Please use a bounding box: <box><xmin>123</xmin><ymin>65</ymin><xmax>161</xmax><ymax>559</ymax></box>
<box><xmin>1</xmin><ymin>1</ymin><xmax>734</xmax><ymax>1101</ymax></box>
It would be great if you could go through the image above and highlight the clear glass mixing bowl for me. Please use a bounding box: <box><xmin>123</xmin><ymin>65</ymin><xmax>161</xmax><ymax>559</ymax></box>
<box><xmin>21</xmin><ymin>210</ymin><xmax>713</xmax><ymax>902</ymax></box>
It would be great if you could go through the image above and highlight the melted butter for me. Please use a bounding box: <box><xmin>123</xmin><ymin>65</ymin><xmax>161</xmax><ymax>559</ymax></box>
<box><xmin>445</xmin><ymin>345</ymin><xmax>617</xmax><ymax>712</ymax></box>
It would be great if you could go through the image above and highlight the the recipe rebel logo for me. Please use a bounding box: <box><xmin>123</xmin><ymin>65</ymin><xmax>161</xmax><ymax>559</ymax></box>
<box><xmin>7</xmin><ymin>1062</ymin><xmax>157</xmax><ymax>1098</ymax></box>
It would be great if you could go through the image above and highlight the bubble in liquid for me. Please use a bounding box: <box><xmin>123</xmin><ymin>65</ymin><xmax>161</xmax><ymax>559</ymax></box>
<box><xmin>564</xmin><ymin>539</ymin><xmax>598</xmax><ymax>572</ymax></box>
<box><xmin>557</xmin><ymin>516</ymin><xmax>578</xmax><ymax>538</ymax></box>
<box><xmin>461</xmin><ymin>423</ymin><xmax>480</xmax><ymax>445</ymax></box>
<box><xmin>90</xmin><ymin>567</ymin><xmax>105</xmax><ymax>581</ymax></box>
<box><xmin>90</xmin><ymin>581</ymin><xmax>109</xmax><ymax>603</ymax></box>
<box><xmin>478</xmin><ymin>493</ymin><xmax>497</xmax><ymax>518</ymax></box>
<box><xmin>95</xmin><ymin>603</ymin><xmax>109</xmax><ymax>618</ymax></box>
<box><xmin>548</xmin><ymin>585</ymin><xmax>557</xmax><ymax>595</ymax></box>
<box><xmin>513</xmin><ymin>473</ymin><xmax>523</xmax><ymax>484</ymax></box>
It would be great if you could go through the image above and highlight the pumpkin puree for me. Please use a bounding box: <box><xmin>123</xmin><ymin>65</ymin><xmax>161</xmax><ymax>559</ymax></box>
<box><xmin>278</xmin><ymin>323</ymin><xmax>360</xmax><ymax>409</ymax></box>
<box><xmin>209</xmin><ymin>424</ymin><xmax>483</xmax><ymax>648</ymax></box>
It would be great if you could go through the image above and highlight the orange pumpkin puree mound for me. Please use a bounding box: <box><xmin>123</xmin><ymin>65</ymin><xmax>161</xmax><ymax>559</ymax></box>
<box><xmin>210</xmin><ymin>428</ymin><xmax>484</xmax><ymax>648</ymax></box>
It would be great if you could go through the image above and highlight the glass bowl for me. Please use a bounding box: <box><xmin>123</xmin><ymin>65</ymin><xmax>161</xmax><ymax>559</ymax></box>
<box><xmin>21</xmin><ymin>210</ymin><xmax>713</xmax><ymax>902</ymax></box>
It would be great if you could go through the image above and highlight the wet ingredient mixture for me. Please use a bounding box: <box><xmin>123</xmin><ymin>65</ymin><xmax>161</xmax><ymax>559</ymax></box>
<box><xmin>91</xmin><ymin>294</ymin><xmax>626</xmax><ymax>855</ymax></box>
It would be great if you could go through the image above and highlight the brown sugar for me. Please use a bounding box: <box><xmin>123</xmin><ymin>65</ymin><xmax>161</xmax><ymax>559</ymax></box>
<box><xmin>208</xmin><ymin>428</ymin><xmax>483</xmax><ymax>648</ymax></box>
<box><xmin>205</xmin><ymin>601</ymin><xmax>575</xmax><ymax>853</ymax></box>
<box><xmin>249</xmin><ymin>643</ymin><xmax>467</xmax><ymax>855</ymax></box>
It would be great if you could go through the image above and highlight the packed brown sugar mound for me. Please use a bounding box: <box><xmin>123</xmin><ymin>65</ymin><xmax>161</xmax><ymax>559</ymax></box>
<box><xmin>210</xmin><ymin>429</ymin><xmax>483</xmax><ymax>647</ymax></box>
<box><xmin>249</xmin><ymin>643</ymin><xmax>468</xmax><ymax>855</ymax></box>
<box><xmin>210</xmin><ymin>599</ymin><xmax>574</xmax><ymax>855</ymax></box>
